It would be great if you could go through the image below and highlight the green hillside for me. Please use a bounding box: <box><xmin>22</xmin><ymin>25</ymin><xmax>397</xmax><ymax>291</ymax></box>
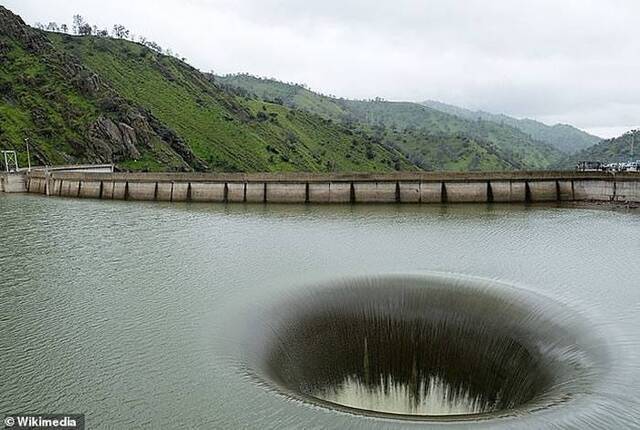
<box><xmin>567</xmin><ymin>130</ymin><xmax>639</xmax><ymax>165</ymax></box>
<box><xmin>1</xmin><ymin>5</ymin><xmax>571</xmax><ymax>173</ymax></box>
<box><xmin>0</xmin><ymin>6</ymin><xmax>413</xmax><ymax>172</ymax></box>
<box><xmin>218</xmin><ymin>74</ymin><xmax>565</xmax><ymax>171</ymax></box>
<box><xmin>423</xmin><ymin>100</ymin><xmax>601</xmax><ymax>154</ymax></box>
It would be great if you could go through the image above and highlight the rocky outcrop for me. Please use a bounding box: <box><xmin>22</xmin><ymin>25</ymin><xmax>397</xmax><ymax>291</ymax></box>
<box><xmin>86</xmin><ymin>116</ymin><xmax>141</xmax><ymax>161</ymax></box>
<box><xmin>0</xmin><ymin>6</ymin><xmax>51</xmax><ymax>52</ymax></box>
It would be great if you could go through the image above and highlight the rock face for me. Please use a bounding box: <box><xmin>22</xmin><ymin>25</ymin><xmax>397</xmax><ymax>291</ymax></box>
<box><xmin>87</xmin><ymin>116</ymin><xmax>141</xmax><ymax>161</ymax></box>
<box><xmin>0</xmin><ymin>5</ymin><xmax>206</xmax><ymax>171</ymax></box>
<box><xmin>0</xmin><ymin>7</ymin><xmax>50</xmax><ymax>52</ymax></box>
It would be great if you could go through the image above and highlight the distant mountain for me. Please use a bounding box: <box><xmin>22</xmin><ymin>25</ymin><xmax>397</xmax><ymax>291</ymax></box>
<box><xmin>218</xmin><ymin>74</ymin><xmax>565</xmax><ymax>171</ymax></box>
<box><xmin>422</xmin><ymin>100</ymin><xmax>601</xmax><ymax>154</ymax></box>
<box><xmin>0</xmin><ymin>6</ymin><xmax>413</xmax><ymax>172</ymax></box>
<box><xmin>567</xmin><ymin>129</ymin><xmax>639</xmax><ymax>165</ymax></box>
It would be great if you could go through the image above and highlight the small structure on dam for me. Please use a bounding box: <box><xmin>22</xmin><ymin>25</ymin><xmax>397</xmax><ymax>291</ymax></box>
<box><xmin>1</xmin><ymin>164</ymin><xmax>114</xmax><ymax>194</ymax></box>
<box><xmin>10</xmin><ymin>169</ymin><xmax>640</xmax><ymax>204</ymax></box>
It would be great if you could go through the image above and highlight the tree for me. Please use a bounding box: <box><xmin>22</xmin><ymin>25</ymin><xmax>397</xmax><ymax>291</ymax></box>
<box><xmin>72</xmin><ymin>14</ymin><xmax>84</xmax><ymax>35</ymax></box>
<box><xmin>60</xmin><ymin>24</ymin><xmax>68</xmax><ymax>33</ymax></box>
<box><xmin>78</xmin><ymin>23</ymin><xmax>92</xmax><ymax>35</ymax></box>
<box><xmin>46</xmin><ymin>22</ymin><xmax>59</xmax><ymax>32</ymax></box>
<box><xmin>34</xmin><ymin>22</ymin><xmax>45</xmax><ymax>30</ymax></box>
<box><xmin>112</xmin><ymin>24</ymin><xmax>130</xmax><ymax>39</ymax></box>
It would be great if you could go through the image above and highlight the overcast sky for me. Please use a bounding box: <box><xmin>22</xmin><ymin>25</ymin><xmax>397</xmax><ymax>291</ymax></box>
<box><xmin>4</xmin><ymin>0</ymin><xmax>639</xmax><ymax>138</ymax></box>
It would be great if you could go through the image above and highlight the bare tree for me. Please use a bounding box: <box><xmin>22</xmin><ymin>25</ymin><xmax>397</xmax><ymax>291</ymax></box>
<box><xmin>112</xmin><ymin>24</ymin><xmax>130</xmax><ymax>39</ymax></box>
<box><xmin>72</xmin><ymin>14</ymin><xmax>84</xmax><ymax>35</ymax></box>
<box><xmin>46</xmin><ymin>22</ymin><xmax>59</xmax><ymax>32</ymax></box>
<box><xmin>145</xmin><ymin>41</ymin><xmax>163</xmax><ymax>53</ymax></box>
<box><xmin>60</xmin><ymin>24</ymin><xmax>68</xmax><ymax>33</ymax></box>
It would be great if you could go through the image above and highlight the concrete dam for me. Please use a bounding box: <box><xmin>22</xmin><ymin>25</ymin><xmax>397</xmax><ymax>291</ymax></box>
<box><xmin>4</xmin><ymin>170</ymin><xmax>640</xmax><ymax>204</ymax></box>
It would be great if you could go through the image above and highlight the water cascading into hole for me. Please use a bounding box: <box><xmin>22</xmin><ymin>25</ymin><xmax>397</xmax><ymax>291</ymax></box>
<box><xmin>254</xmin><ymin>275</ymin><xmax>605</xmax><ymax>419</ymax></box>
<box><xmin>271</xmin><ymin>308</ymin><xmax>548</xmax><ymax>416</ymax></box>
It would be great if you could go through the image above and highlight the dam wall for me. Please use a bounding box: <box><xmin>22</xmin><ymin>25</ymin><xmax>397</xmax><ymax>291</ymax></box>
<box><xmin>15</xmin><ymin>171</ymin><xmax>640</xmax><ymax>204</ymax></box>
<box><xmin>0</xmin><ymin>173</ymin><xmax>27</xmax><ymax>193</ymax></box>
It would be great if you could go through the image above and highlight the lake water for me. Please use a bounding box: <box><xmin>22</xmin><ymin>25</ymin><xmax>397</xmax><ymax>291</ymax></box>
<box><xmin>1</xmin><ymin>194</ymin><xmax>639</xmax><ymax>429</ymax></box>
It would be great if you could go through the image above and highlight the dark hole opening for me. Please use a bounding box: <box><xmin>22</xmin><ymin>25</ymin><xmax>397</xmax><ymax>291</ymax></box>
<box><xmin>264</xmin><ymin>284</ymin><xmax>554</xmax><ymax>417</ymax></box>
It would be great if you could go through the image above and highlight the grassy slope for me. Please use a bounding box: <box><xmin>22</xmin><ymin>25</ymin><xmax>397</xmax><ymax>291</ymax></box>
<box><xmin>218</xmin><ymin>74</ymin><xmax>564</xmax><ymax>171</ymax></box>
<box><xmin>49</xmin><ymin>34</ymin><xmax>413</xmax><ymax>172</ymax></box>
<box><xmin>422</xmin><ymin>100</ymin><xmax>602</xmax><ymax>154</ymax></box>
<box><xmin>0</xmin><ymin>35</ymin><xmax>98</xmax><ymax>166</ymax></box>
<box><xmin>566</xmin><ymin>130</ymin><xmax>639</xmax><ymax>165</ymax></box>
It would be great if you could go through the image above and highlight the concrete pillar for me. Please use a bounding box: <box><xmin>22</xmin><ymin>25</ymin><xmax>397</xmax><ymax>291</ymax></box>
<box><xmin>490</xmin><ymin>181</ymin><xmax>526</xmax><ymax>203</ymax></box>
<box><xmin>399</xmin><ymin>183</ymin><xmax>421</xmax><ymax>203</ymax></box>
<box><xmin>101</xmin><ymin>182</ymin><xmax>114</xmax><ymax>199</ymax></box>
<box><xmin>266</xmin><ymin>183</ymin><xmax>307</xmax><ymax>203</ymax></box>
<box><xmin>527</xmin><ymin>181</ymin><xmax>558</xmax><ymax>202</ymax></box>
<box><xmin>60</xmin><ymin>180</ymin><xmax>80</xmax><ymax>197</ymax></box>
<box><xmin>50</xmin><ymin>179</ymin><xmax>59</xmax><ymax>196</ymax></box>
<box><xmin>2</xmin><ymin>174</ymin><xmax>27</xmax><ymax>193</ymax></box>
<box><xmin>329</xmin><ymin>183</ymin><xmax>352</xmax><ymax>203</ymax></box>
<box><xmin>245</xmin><ymin>183</ymin><xmax>265</xmax><ymax>203</ymax></box>
<box><xmin>573</xmin><ymin>180</ymin><xmax>615</xmax><ymax>201</ymax></box>
<box><xmin>557</xmin><ymin>181</ymin><xmax>574</xmax><ymax>201</ymax></box>
<box><xmin>101</xmin><ymin>182</ymin><xmax>126</xmax><ymax>200</ymax></box>
<box><xmin>227</xmin><ymin>183</ymin><xmax>246</xmax><ymax>203</ymax></box>
<box><xmin>79</xmin><ymin>181</ymin><xmax>102</xmax><ymax>199</ymax></box>
<box><xmin>127</xmin><ymin>182</ymin><xmax>157</xmax><ymax>201</ymax></box>
<box><xmin>171</xmin><ymin>183</ymin><xmax>190</xmax><ymax>201</ymax></box>
<box><xmin>309</xmin><ymin>182</ymin><xmax>353</xmax><ymax>203</ymax></box>
<box><xmin>445</xmin><ymin>182</ymin><xmax>487</xmax><ymax>203</ymax></box>
<box><xmin>420</xmin><ymin>182</ymin><xmax>442</xmax><ymax>203</ymax></box>
<box><xmin>615</xmin><ymin>181</ymin><xmax>640</xmax><ymax>202</ymax></box>
<box><xmin>308</xmin><ymin>183</ymin><xmax>331</xmax><ymax>203</ymax></box>
<box><xmin>156</xmin><ymin>183</ymin><xmax>173</xmax><ymax>201</ymax></box>
<box><xmin>190</xmin><ymin>183</ymin><xmax>225</xmax><ymax>202</ymax></box>
<box><xmin>28</xmin><ymin>178</ymin><xmax>41</xmax><ymax>194</ymax></box>
<box><xmin>113</xmin><ymin>182</ymin><xmax>127</xmax><ymax>200</ymax></box>
<box><xmin>353</xmin><ymin>182</ymin><xmax>397</xmax><ymax>203</ymax></box>
<box><xmin>44</xmin><ymin>171</ymin><xmax>50</xmax><ymax>196</ymax></box>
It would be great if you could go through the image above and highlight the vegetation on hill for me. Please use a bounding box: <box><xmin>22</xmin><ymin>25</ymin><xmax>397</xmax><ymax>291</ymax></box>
<box><xmin>217</xmin><ymin>74</ymin><xmax>565</xmax><ymax>171</ymax></box>
<box><xmin>1</xmin><ymin>6</ymin><xmax>581</xmax><ymax>173</ymax></box>
<box><xmin>0</xmin><ymin>7</ymin><xmax>203</xmax><ymax>171</ymax></box>
<box><xmin>422</xmin><ymin>100</ymin><xmax>601</xmax><ymax>154</ymax></box>
<box><xmin>0</xmin><ymin>7</ymin><xmax>413</xmax><ymax>172</ymax></box>
<box><xmin>566</xmin><ymin>130</ymin><xmax>639</xmax><ymax>165</ymax></box>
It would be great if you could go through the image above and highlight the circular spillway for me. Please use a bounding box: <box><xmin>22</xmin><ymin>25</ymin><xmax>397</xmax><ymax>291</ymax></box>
<box><xmin>248</xmin><ymin>274</ymin><xmax>610</xmax><ymax>422</ymax></box>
